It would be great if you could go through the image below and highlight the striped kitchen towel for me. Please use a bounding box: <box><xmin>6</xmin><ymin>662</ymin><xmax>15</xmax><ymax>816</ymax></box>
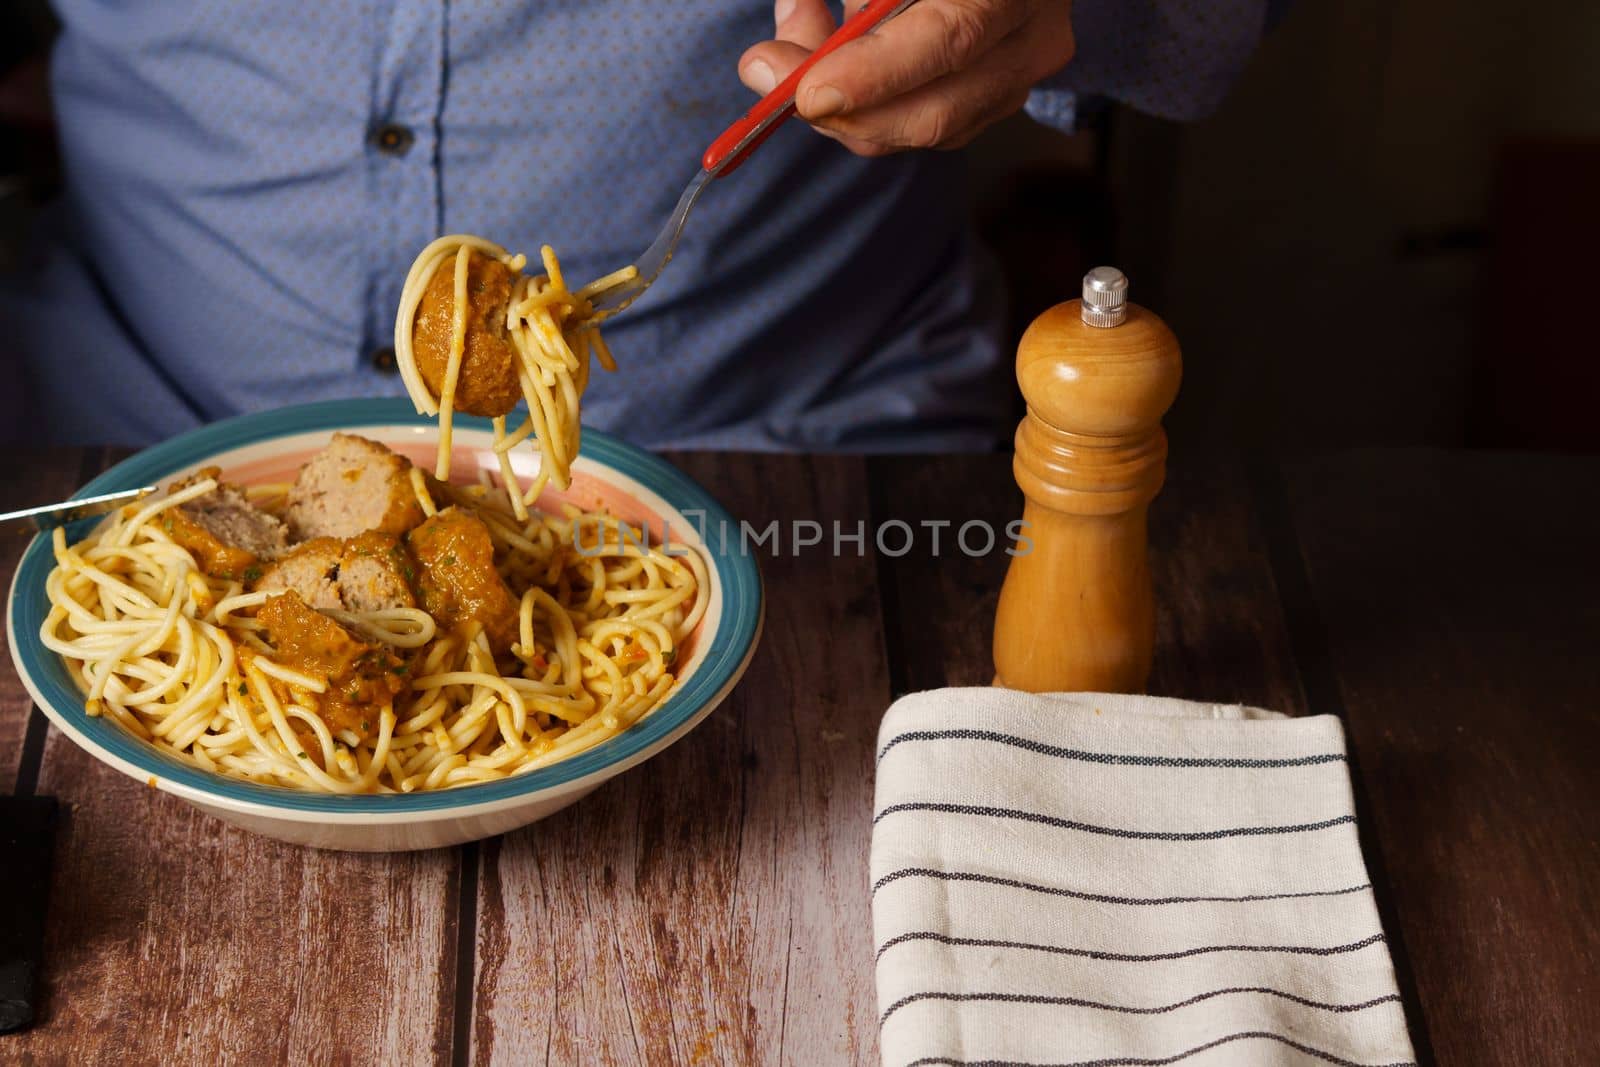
<box><xmin>872</xmin><ymin>688</ymin><xmax>1416</xmax><ymax>1067</ymax></box>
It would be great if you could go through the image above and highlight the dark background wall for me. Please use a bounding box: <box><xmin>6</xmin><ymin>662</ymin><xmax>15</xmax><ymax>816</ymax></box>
<box><xmin>974</xmin><ymin>0</ymin><xmax>1600</xmax><ymax>455</ymax></box>
<box><xmin>4</xmin><ymin>0</ymin><xmax>1596</xmax><ymax>453</ymax></box>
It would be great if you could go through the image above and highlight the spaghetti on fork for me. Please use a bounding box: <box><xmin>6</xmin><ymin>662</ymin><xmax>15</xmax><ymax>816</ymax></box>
<box><xmin>393</xmin><ymin>235</ymin><xmax>637</xmax><ymax>518</ymax></box>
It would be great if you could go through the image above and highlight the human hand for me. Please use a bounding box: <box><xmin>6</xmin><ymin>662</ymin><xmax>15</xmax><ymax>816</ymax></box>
<box><xmin>738</xmin><ymin>0</ymin><xmax>1075</xmax><ymax>156</ymax></box>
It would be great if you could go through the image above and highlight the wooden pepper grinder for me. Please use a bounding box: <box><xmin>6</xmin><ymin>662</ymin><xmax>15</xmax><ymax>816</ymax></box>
<box><xmin>993</xmin><ymin>267</ymin><xmax>1182</xmax><ymax>693</ymax></box>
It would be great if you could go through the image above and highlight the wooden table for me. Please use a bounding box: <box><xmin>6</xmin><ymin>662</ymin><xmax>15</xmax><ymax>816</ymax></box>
<box><xmin>1</xmin><ymin>448</ymin><xmax>1594</xmax><ymax>1066</ymax></box>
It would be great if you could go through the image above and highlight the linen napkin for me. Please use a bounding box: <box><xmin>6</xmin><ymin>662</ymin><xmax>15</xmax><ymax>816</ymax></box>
<box><xmin>872</xmin><ymin>688</ymin><xmax>1417</xmax><ymax>1067</ymax></box>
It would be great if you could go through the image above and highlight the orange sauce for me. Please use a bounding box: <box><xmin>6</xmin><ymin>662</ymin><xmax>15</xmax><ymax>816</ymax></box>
<box><xmin>164</xmin><ymin>509</ymin><xmax>259</xmax><ymax>581</ymax></box>
<box><xmin>256</xmin><ymin>591</ymin><xmax>409</xmax><ymax>738</ymax></box>
<box><xmin>407</xmin><ymin>507</ymin><xmax>519</xmax><ymax>653</ymax></box>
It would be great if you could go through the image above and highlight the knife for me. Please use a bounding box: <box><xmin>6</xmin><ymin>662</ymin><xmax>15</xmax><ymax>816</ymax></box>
<box><xmin>0</xmin><ymin>486</ymin><xmax>157</xmax><ymax>532</ymax></box>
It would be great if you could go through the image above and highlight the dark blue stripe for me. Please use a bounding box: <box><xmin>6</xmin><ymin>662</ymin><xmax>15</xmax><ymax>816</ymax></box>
<box><xmin>872</xmin><ymin>802</ymin><xmax>1355</xmax><ymax>840</ymax></box>
<box><xmin>872</xmin><ymin>867</ymin><xmax>1372</xmax><ymax>905</ymax></box>
<box><xmin>902</xmin><ymin>1030</ymin><xmax>1416</xmax><ymax>1067</ymax></box>
<box><xmin>882</xmin><ymin>986</ymin><xmax>1400</xmax><ymax>1024</ymax></box>
<box><xmin>878</xmin><ymin>728</ymin><xmax>1346</xmax><ymax>768</ymax></box>
<box><xmin>876</xmin><ymin>931</ymin><xmax>1386</xmax><ymax>963</ymax></box>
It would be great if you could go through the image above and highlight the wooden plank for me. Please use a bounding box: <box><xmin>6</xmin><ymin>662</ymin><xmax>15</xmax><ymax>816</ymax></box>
<box><xmin>1</xmin><ymin>448</ymin><xmax>104</xmax><ymax>795</ymax></box>
<box><xmin>6</xmin><ymin>454</ymin><xmax>461</xmax><ymax>1063</ymax></box>
<box><xmin>1147</xmin><ymin>456</ymin><xmax>1307</xmax><ymax>712</ymax></box>
<box><xmin>866</xmin><ymin>453</ymin><xmax>1022</xmax><ymax>695</ymax></box>
<box><xmin>869</xmin><ymin>453</ymin><xmax>1307</xmax><ymax>714</ymax></box>
<box><xmin>11</xmin><ymin>742</ymin><xmax>462</xmax><ymax>1063</ymax></box>
<box><xmin>1281</xmin><ymin>449</ymin><xmax>1600</xmax><ymax>1067</ymax></box>
<box><xmin>468</xmin><ymin>454</ymin><xmax>889</xmax><ymax>1066</ymax></box>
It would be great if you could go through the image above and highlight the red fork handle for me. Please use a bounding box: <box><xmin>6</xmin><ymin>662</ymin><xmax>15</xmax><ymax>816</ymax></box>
<box><xmin>702</xmin><ymin>0</ymin><xmax>919</xmax><ymax>177</ymax></box>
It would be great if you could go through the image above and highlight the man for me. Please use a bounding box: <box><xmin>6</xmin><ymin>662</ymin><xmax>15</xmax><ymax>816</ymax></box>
<box><xmin>3</xmin><ymin>0</ymin><xmax>1279</xmax><ymax>448</ymax></box>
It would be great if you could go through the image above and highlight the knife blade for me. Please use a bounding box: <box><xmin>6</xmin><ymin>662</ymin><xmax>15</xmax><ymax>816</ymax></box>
<box><xmin>0</xmin><ymin>486</ymin><xmax>157</xmax><ymax>532</ymax></box>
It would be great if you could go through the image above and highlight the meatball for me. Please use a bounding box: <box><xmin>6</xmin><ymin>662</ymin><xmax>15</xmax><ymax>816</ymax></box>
<box><xmin>406</xmin><ymin>507</ymin><xmax>520</xmax><ymax>654</ymax></box>
<box><xmin>337</xmin><ymin>531</ymin><xmax>419</xmax><ymax>613</ymax></box>
<box><xmin>412</xmin><ymin>251</ymin><xmax>522</xmax><ymax>417</ymax></box>
<box><xmin>255</xmin><ymin>590</ymin><xmax>409</xmax><ymax>739</ymax></box>
<box><xmin>163</xmin><ymin>466</ymin><xmax>289</xmax><ymax>580</ymax></box>
<box><xmin>251</xmin><ymin>532</ymin><xmax>419</xmax><ymax>614</ymax></box>
<box><xmin>252</xmin><ymin>537</ymin><xmax>344</xmax><ymax>611</ymax></box>
<box><xmin>286</xmin><ymin>433</ymin><xmax>426</xmax><ymax>541</ymax></box>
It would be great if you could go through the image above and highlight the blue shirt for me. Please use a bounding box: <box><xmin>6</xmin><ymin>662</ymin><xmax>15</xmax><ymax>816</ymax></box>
<box><xmin>3</xmin><ymin>1</ymin><xmax>1277</xmax><ymax>449</ymax></box>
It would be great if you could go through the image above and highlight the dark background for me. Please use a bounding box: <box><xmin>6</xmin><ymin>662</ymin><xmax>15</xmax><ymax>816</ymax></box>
<box><xmin>4</xmin><ymin>0</ymin><xmax>1596</xmax><ymax>454</ymax></box>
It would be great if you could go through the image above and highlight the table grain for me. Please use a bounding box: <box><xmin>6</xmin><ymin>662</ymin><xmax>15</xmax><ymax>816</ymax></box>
<box><xmin>1</xmin><ymin>448</ymin><xmax>1594</xmax><ymax>1066</ymax></box>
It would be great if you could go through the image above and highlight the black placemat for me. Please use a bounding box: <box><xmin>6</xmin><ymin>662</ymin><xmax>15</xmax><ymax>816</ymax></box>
<box><xmin>0</xmin><ymin>795</ymin><xmax>57</xmax><ymax>1034</ymax></box>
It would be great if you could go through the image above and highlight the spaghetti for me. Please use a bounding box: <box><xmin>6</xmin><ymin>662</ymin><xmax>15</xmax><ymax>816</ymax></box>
<box><xmin>393</xmin><ymin>235</ymin><xmax>636</xmax><ymax>520</ymax></box>
<box><xmin>41</xmin><ymin>466</ymin><xmax>707</xmax><ymax>794</ymax></box>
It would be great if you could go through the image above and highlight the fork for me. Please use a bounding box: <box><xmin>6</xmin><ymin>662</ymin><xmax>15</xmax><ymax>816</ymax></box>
<box><xmin>583</xmin><ymin>0</ymin><xmax>922</xmax><ymax>324</ymax></box>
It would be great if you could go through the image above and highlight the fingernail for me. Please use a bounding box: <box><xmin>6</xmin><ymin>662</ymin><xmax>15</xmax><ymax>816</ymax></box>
<box><xmin>805</xmin><ymin>85</ymin><xmax>848</xmax><ymax>119</ymax></box>
<box><xmin>774</xmin><ymin>0</ymin><xmax>795</xmax><ymax>28</ymax></box>
<box><xmin>744</xmin><ymin>60</ymin><xmax>777</xmax><ymax>96</ymax></box>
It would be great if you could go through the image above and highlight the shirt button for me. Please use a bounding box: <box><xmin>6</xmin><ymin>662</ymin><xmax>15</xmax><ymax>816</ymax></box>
<box><xmin>370</xmin><ymin>346</ymin><xmax>398</xmax><ymax>372</ymax></box>
<box><xmin>371</xmin><ymin>123</ymin><xmax>414</xmax><ymax>156</ymax></box>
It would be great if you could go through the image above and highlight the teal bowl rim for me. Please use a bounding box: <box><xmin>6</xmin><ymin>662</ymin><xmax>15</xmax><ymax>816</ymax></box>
<box><xmin>8</xmin><ymin>398</ymin><xmax>762</xmax><ymax>816</ymax></box>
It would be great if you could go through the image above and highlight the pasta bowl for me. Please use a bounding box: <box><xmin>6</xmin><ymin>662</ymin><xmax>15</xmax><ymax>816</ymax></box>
<box><xmin>7</xmin><ymin>398</ymin><xmax>762</xmax><ymax>851</ymax></box>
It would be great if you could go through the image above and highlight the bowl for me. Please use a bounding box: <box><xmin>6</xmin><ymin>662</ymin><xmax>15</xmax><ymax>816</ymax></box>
<box><xmin>8</xmin><ymin>399</ymin><xmax>763</xmax><ymax>851</ymax></box>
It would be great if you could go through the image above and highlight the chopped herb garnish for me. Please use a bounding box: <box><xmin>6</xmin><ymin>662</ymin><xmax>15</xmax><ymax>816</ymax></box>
<box><xmin>361</xmin><ymin>720</ymin><xmax>371</xmax><ymax>731</ymax></box>
<box><xmin>390</xmin><ymin>663</ymin><xmax>409</xmax><ymax>675</ymax></box>
<box><xmin>238</xmin><ymin>682</ymin><xmax>249</xmax><ymax>695</ymax></box>
<box><xmin>296</xmin><ymin>751</ymin><xmax>307</xmax><ymax>759</ymax></box>
<box><xmin>243</xmin><ymin>565</ymin><xmax>262</xmax><ymax>582</ymax></box>
<box><xmin>662</xmin><ymin>648</ymin><xmax>677</xmax><ymax>666</ymax></box>
<box><xmin>442</xmin><ymin>555</ymin><xmax>458</xmax><ymax>565</ymax></box>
